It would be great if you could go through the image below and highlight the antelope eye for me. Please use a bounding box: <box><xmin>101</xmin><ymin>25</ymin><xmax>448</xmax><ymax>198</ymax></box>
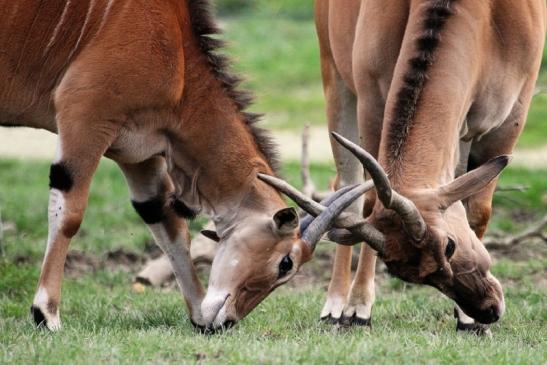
<box><xmin>445</xmin><ymin>238</ymin><xmax>456</xmax><ymax>259</ymax></box>
<box><xmin>278</xmin><ymin>255</ymin><xmax>293</xmax><ymax>279</ymax></box>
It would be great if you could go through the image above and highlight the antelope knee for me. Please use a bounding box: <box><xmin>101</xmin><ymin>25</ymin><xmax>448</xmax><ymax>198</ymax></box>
<box><xmin>131</xmin><ymin>197</ymin><xmax>165</xmax><ymax>224</ymax></box>
<box><xmin>49</xmin><ymin>163</ymin><xmax>73</xmax><ymax>192</ymax></box>
<box><xmin>131</xmin><ymin>197</ymin><xmax>198</xmax><ymax>224</ymax></box>
<box><xmin>170</xmin><ymin>199</ymin><xmax>198</xmax><ymax>219</ymax></box>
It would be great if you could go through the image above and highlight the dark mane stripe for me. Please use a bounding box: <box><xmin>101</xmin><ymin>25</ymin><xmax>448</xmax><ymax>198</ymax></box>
<box><xmin>187</xmin><ymin>0</ymin><xmax>280</xmax><ymax>172</ymax></box>
<box><xmin>387</xmin><ymin>0</ymin><xmax>456</xmax><ymax>163</ymax></box>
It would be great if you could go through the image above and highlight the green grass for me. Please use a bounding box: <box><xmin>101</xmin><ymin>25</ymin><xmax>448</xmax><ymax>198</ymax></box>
<box><xmin>1</xmin><ymin>6</ymin><xmax>545</xmax><ymax>365</ymax></box>
<box><xmin>1</xmin><ymin>159</ymin><xmax>545</xmax><ymax>364</ymax></box>
<box><xmin>1</xmin><ymin>262</ymin><xmax>545</xmax><ymax>365</ymax></box>
<box><xmin>517</xmin><ymin>94</ymin><xmax>547</xmax><ymax>148</ymax></box>
<box><xmin>222</xmin><ymin>15</ymin><xmax>325</xmax><ymax>130</ymax></box>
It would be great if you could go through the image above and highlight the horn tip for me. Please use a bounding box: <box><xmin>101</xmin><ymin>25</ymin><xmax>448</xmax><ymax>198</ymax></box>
<box><xmin>330</xmin><ymin>131</ymin><xmax>350</xmax><ymax>146</ymax></box>
<box><xmin>490</xmin><ymin>155</ymin><xmax>512</xmax><ymax>169</ymax></box>
<box><xmin>330</xmin><ymin>131</ymin><xmax>343</xmax><ymax>141</ymax></box>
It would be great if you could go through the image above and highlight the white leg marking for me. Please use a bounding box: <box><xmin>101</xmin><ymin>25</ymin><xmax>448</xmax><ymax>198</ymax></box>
<box><xmin>320</xmin><ymin>296</ymin><xmax>346</xmax><ymax>319</ymax></box>
<box><xmin>343</xmin><ymin>278</ymin><xmax>375</xmax><ymax>320</ymax></box>
<box><xmin>32</xmin><ymin>287</ymin><xmax>61</xmax><ymax>331</ymax></box>
<box><xmin>44</xmin><ymin>189</ymin><xmax>65</xmax><ymax>259</ymax></box>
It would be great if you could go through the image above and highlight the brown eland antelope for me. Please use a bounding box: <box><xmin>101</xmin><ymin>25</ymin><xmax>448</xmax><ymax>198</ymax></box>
<box><xmin>0</xmin><ymin>0</ymin><xmax>366</xmax><ymax>331</ymax></box>
<box><xmin>260</xmin><ymin>0</ymin><xmax>546</xmax><ymax>333</ymax></box>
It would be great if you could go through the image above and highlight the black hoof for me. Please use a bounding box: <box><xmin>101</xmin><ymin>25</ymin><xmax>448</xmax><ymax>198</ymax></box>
<box><xmin>320</xmin><ymin>315</ymin><xmax>342</xmax><ymax>325</ymax></box>
<box><xmin>340</xmin><ymin>314</ymin><xmax>372</xmax><ymax>328</ymax></box>
<box><xmin>456</xmin><ymin>321</ymin><xmax>491</xmax><ymax>336</ymax></box>
<box><xmin>31</xmin><ymin>305</ymin><xmax>46</xmax><ymax>328</ymax></box>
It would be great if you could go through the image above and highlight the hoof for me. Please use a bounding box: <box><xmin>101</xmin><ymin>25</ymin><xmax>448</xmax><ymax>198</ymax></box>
<box><xmin>30</xmin><ymin>305</ymin><xmax>61</xmax><ymax>331</ymax></box>
<box><xmin>31</xmin><ymin>305</ymin><xmax>47</xmax><ymax>328</ymax></box>
<box><xmin>456</xmin><ymin>321</ymin><xmax>492</xmax><ymax>336</ymax></box>
<box><xmin>340</xmin><ymin>314</ymin><xmax>372</xmax><ymax>328</ymax></box>
<box><xmin>320</xmin><ymin>314</ymin><xmax>342</xmax><ymax>325</ymax></box>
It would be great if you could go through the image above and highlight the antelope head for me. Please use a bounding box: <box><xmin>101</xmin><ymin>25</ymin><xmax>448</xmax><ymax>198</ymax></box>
<box><xmin>260</xmin><ymin>132</ymin><xmax>508</xmax><ymax>325</ymax></box>
<box><xmin>199</xmin><ymin>181</ymin><xmax>373</xmax><ymax>330</ymax></box>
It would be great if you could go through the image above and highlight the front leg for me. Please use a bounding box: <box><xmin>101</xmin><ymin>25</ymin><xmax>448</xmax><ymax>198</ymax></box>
<box><xmin>119</xmin><ymin>157</ymin><xmax>206</xmax><ymax>325</ymax></box>
<box><xmin>341</xmin><ymin>243</ymin><xmax>376</xmax><ymax>327</ymax></box>
<box><xmin>32</xmin><ymin>121</ymin><xmax>116</xmax><ymax>331</ymax></box>
<box><xmin>135</xmin><ymin>220</ymin><xmax>218</xmax><ymax>287</ymax></box>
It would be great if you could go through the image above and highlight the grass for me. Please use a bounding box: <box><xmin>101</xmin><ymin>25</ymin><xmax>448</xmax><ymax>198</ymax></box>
<box><xmin>222</xmin><ymin>15</ymin><xmax>325</xmax><ymax>130</ymax></box>
<box><xmin>517</xmin><ymin>94</ymin><xmax>547</xmax><ymax>149</ymax></box>
<box><xmin>0</xmin><ymin>159</ymin><xmax>546</xmax><ymax>364</ymax></box>
<box><xmin>1</xmin><ymin>5</ymin><xmax>545</xmax><ymax>365</ymax></box>
<box><xmin>1</xmin><ymin>262</ymin><xmax>545</xmax><ymax>365</ymax></box>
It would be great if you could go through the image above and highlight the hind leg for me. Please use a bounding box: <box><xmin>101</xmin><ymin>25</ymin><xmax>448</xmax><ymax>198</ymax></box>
<box><xmin>118</xmin><ymin>157</ymin><xmax>206</xmax><ymax>325</ymax></box>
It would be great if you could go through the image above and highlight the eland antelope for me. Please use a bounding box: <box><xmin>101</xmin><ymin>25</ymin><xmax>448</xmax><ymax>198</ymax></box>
<box><xmin>261</xmin><ymin>0</ymin><xmax>545</xmax><ymax>333</ymax></box>
<box><xmin>0</xmin><ymin>0</ymin><xmax>365</xmax><ymax>331</ymax></box>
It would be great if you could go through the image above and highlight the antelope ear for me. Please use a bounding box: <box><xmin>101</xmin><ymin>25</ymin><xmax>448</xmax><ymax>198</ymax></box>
<box><xmin>201</xmin><ymin>230</ymin><xmax>220</xmax><ymax>242</ymax></box>
<box><xmin>438</xmin><ymin>155</ymin><xmax>510</xmax><ymax>209</ymax></box>
<box><xmin>273</xmin><ymin>207</ymin><xmax>299</xmax><ymax>235</ymax></box>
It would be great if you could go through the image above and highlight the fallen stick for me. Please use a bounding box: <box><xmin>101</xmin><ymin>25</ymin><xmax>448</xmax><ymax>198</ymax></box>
<box><xmin>484</xmin><ymin>215</ymin><xmax>547</xmax><ymax>248</ymax></box>
<box><xmin>300</xmin><ymin>124</ymin><xmax>316</xmax><ymax>198</ymax></box>
<box><xmin>495</xmin><ymin>184</ymin><xmax>529</xmax><ymax>192</ymax></box>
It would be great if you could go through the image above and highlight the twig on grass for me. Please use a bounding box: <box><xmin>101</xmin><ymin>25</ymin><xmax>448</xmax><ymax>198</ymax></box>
<box><xmin>484</xmin><ymin>215</ymin><xmax>547</xmax><ymax>248</ymax></box>
<box><xmin>495</xmin><ymin>184</ymin><xmax>529</xmax><ymax>193</ymax></box>
<box><xmin>299</xmin><ymin>124</ymin><xmax>330</xmax><ymax>202</ymax></box>
<box><xmin>0</xmin><ymin>208</ymin><xmax>4</xmax><ymax>258</ymax></box>
<box><xmin>300</xmin><ymin>124</ymin><xmax>315</xmax><ymax>198</ymax></box>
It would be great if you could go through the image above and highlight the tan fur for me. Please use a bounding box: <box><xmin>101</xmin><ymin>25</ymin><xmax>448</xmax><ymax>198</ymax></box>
<box><xmin>315</xmin><ymin>0</ymin><xmax>545</xmax><ymax>325</ymax></box>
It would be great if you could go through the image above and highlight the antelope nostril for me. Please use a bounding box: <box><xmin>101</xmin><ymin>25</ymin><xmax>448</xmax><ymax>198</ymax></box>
<box><xmin>489</xmin><ymin>306</ymin><xmax>500</xmax><ymax>322</ymax></box>
<box><xmin>223</xmin><ymin>320</ymin><xmax>235</xmax><ymax>329</ymax></box>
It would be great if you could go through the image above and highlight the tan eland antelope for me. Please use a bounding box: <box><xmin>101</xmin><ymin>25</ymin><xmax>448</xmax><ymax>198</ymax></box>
<box><xmin>0</xmin><ymin>0</ymin><xmax>367</xmax><ymax>331</ymax></box>
<box><xmin>260</xmin><ymin>0</ymin><xmax>546</xmax><ymax>333</ymax></box>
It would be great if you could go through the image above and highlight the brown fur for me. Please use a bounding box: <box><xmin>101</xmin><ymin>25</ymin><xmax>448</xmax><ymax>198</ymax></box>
<box><xmin>387</xmin><ymin>0</ymin><xmax>455</xmax><ymax>163</ymax></box>
<box><xmin>0</xmin><ymin>0</ymin><xmax>301</xmax><ymax>331</ymax></box>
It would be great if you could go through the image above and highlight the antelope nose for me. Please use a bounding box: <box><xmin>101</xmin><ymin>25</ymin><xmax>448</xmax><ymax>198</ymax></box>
<box><xmin>201</xmin><ymin>291</ymin><xmax>230</xmax><ymax>324</ymax></box>
<box><xmin>488</xmin><ymin>306</ymin><xmax>500</xmax><ymax>323</ymax></box>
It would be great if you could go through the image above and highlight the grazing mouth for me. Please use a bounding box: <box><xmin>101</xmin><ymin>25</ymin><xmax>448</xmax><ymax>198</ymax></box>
<box><xmin>454</xmin><ymin>298</ymin><xmax>500</xmax><ymax>324</ymax></box>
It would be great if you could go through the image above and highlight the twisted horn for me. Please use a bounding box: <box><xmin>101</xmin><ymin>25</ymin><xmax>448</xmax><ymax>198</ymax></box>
<box><xmin>331</xmin><ymin>132</ymin><xmax>426</xmax><ymax>242</ymax></box>
<box><xmin>301</xmin><ymin>184</ymin><xmax>370</xmax><ymax>251</ymax></box>
<box><xmin>299</xmin><ymin>185</ymin><xmax>357</xmax><ymax>232</ymax></box>
<box><xmin>258</xmin><ymin>174</ymin><xmax>384</xmax><ymax>253</ymax></box>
